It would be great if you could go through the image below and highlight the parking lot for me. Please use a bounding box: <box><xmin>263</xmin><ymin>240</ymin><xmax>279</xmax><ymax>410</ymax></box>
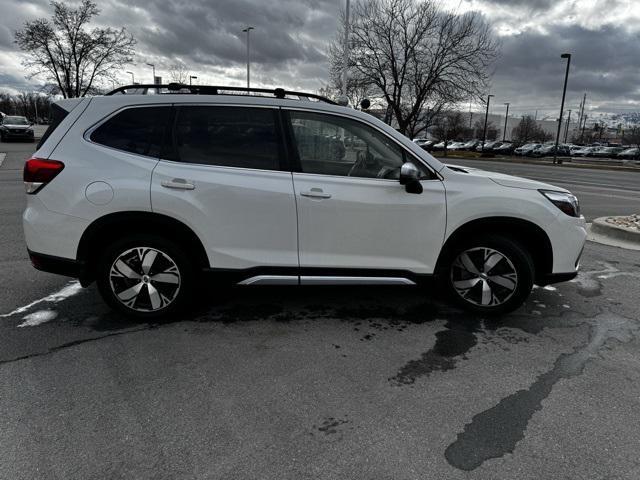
<box><xmin>1</xmin><ymin>140</ymin><xmax>640</xmax><ymax>479</ymax></box>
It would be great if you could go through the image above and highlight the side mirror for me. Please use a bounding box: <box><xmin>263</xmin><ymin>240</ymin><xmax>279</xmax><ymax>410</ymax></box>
<box><xmin>399</xmin><ymin>162</ymin><xmax>423</xmax><ymax>194</ymax></box>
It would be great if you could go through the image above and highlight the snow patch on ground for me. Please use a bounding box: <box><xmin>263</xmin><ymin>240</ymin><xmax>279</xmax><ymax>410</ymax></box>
<box><xmin>17</xmin><ymin>310</ymin><xmax>58</xmax><ymax>327</ymax></box>
<box><xmin>0</xmin><ymin>281</ymin><xmax>82</xmax><ymax>318</ymax></box>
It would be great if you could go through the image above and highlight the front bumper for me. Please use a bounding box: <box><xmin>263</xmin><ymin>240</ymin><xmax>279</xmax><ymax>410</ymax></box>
<box><xmin>2</xmin><ymin>129</ymin><xmax>34</xmax><ymax>138</ymax></box>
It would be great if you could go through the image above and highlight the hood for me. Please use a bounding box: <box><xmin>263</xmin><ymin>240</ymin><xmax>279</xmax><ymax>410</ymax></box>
<box><xmin>2</xmin><ymin>123</ymin><xmax>31</xmax><ymax>128</ymax></box>
<box><xmin>446</xmin><ymin>164</ymin><xmax>569</xmax><ymax>192</ymax></box>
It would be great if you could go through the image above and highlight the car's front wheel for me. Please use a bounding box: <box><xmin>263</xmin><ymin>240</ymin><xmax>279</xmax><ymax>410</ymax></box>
<box><xmin>443</xmin><ymin>235</ymin><xmax>534</xmax><ymax>315</ymax></box>
<box><xmin>96</xmin><ymin>235</ymin><xmax>194</xmax><ymax>319</ymax></box>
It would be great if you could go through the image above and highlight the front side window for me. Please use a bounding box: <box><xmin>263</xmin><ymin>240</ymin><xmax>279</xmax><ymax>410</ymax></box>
<box><xmin>172</xmin><ymin>106</ymin><xmax>281</xmax><ymax>171</ymax></box>
<box><xmin>91</xmin><ymin>106</ymin><xmax>170</xmax><ymax>157</ymax></box>
<box><xmin>289</xmin><ymin>111</ymin><xmax>425</xmax><ymax>179</ymax></box>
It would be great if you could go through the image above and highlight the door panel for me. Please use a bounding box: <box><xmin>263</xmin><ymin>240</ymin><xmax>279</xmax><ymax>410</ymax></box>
<box><xmin>292</xmin><ymin>174</ymin><xmax>446</xmax><ymax>273</ymax></box>
<box><xmin>151</xmin><ymin>105</ymin><xmax>298</xmax><ymax>270</ymax></box>
<box><xmin>152</xmin><ymin>162</ymin><xmax>298</xmax><ymax>269</ymax></box>
<box><xmin>286</xmin><ymin>109</ymin><xmax>447</xmax><ymax>274</ymax></box>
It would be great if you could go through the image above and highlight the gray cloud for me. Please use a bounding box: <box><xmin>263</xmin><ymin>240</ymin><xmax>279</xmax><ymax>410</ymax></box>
<box><xmin>0</xmin><ymin>0</ymin><xmax>638</xmax><ymax>114</ymax></box>
<box><xmin>490</xmin><ymin>23</ymin><xmax>640</xmax><ymax>115</ymax></box>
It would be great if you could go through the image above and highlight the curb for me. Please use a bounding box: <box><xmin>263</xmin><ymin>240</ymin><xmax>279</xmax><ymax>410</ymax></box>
<box><xmin>589</xmin><ymin>217</ymin><xmax>640</xmax><ymax>248</ymax></box>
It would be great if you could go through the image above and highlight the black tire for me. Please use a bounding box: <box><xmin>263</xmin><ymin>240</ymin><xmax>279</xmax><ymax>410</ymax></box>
<box><xmin>441</xmin><ymin>234</ymin><xmax>535</xmax><ymax>315</ymax></box>
<box><xmin>96</xmin><ymin>234</ymin><xmax>195</xmax><ymax>320</ymax></box>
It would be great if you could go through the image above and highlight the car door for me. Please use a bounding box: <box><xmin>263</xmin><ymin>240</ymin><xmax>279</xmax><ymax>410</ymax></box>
<box><xmin>151</xmin><ymin>104</ymin><xmax>298</xmax><ymax>271</ymax></box>
<box><xmin>285</xmin><ymin>109</ymin><xmax>446</xmax><ymax>278</ymax></box>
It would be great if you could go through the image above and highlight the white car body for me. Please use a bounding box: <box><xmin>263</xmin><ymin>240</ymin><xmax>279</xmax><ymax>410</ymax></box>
<box><xmin>23</xmin><ymin>89</ymin><xmax>587</xmax><ymax>315</ymax></box>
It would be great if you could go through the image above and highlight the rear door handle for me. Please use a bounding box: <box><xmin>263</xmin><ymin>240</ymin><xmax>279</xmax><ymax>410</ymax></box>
<box><xmin>161</xmin><ymin>179</ymin><xmax>195</xmax><ymax>190</ymax></box>
<box><xmin>300</xmin><ymin>188</ymin><xmax>331</xmax><ymax>199</ymax></box>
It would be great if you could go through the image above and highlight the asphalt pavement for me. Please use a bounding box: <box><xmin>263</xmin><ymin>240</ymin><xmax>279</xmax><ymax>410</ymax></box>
<box><xmin>1</xmin><ymin>141</ymin><xmax>640</xmax><ymax>479</ymax></box>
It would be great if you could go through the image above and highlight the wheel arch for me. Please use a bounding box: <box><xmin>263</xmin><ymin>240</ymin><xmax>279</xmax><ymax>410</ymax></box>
<box><xmin>435</xmin><ymin>216</ymin><xmax>553</xmax><ymax>284</ymax></box>
<box><xmin>77</xmin><ymin>211</ymin><xmax>209</xmax><ymax>284</ymax></box>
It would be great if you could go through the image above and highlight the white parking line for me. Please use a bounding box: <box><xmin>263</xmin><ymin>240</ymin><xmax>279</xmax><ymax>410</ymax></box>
<box><xmin>0</xmin><ymin>153</ymin><xmax>6</xmax><ymax>169</ymax></box>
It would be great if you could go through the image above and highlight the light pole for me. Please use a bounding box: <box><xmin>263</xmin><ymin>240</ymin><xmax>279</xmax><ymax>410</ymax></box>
<box><xmin>564</xmin><ymin>109</ymin><xmax>572</xmax><ymax>142</ymax></box>
<box><xmin>481</xmin><ymin>94</ymin><xmax>494</xmax><ymax>152</ymax></box>
<box><xmin>342</xmin><ymin>0</ymin><xmax>350</xmax><ymax>99</ymax></box>
<box><xmin>242</xmin><ymin>26</ymin><xmax>254</xmax><ymax>89</ymax></box>
<box><xmin>146</xmin><ymin>63</ymin><xmax>155</xmax><ymax>83</ymax></box>
<box><xmin>126</xmin><ymin>71</ymin><xmax>135</xmax><ymax>84</ymax></box>
<box><xmin>33</xmin><ymin>94</ymin><xmax>38</xmax><ymax>124</ymax></box>
<box><xmin>190</xmin><ymin>76</ymin><xmax>197</xmax><ymax>86</ymax></box>
<box><xmin>502</xmin><ymin>102</ymin><xmax>510</xmax><ymax>141</ymax></box>
<box><xmin>554</xmin><ymin>53</ymin><xmax>571</xmax><ymax>164</ymax></box>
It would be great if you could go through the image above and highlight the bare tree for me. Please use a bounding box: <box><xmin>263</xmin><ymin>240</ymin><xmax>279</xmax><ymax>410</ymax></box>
<box><xmin>432</xmin><ymin>111</ymin><xmax>470</xmax><ymax>155</ymax></box>
<box><xmin>511</xmin><ymin>115</ymin><xmax>550</xmax><ymax>143</ymax></box>
<box><xmin>168</xmin><ymin>63</ymin><xmax>190</xmax><ymax>84</ymax></box>
<box><xmin>330</xmin><ymin>0</ymin><xmax>499</xmax><ymax>137</ymax></box>
<box><xmin>473</xmin><ymin>119</ymin><xmax>498</xmax><ymax>141</ymax></box>
<box><xmin>328</xmin><ymin>34</ymin><xmax>376</xmax><ymax>108</ymax></box>
<box><xmin>15</xmin><ymin>0</ymin><xmax>135</xmax><ymax>98</ymax></box>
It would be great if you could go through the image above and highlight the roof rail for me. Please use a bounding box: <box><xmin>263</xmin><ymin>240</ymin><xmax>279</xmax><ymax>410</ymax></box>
<box><xmin>105</xmin><ymin>83</ymin><xmax>337</xmax><ymax>105</ymax></box>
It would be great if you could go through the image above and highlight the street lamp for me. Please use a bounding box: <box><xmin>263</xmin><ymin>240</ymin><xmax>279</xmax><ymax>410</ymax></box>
<box><xmin>189</xmin><ymin>75</ymin><xmax>197</xmax><ymax>86</ymax></box>
<box><xmin>564</xmin><ymin>109</ymin><xmax>572</xmax><ymax>142</ymax></box>
<box><xmin>481</xmin><ymin>94</ymin><xmax>494</xmax><ymax>152</ymax></box>
<box><xmin>502</xmin><ymin>102</ymin><xmax>510</xmax><ymax>141</ymax></box>
<box><xmin>146</xmin><ymin>63</ymin><xmax>156</xmax><ymax>83</ymax></box>
<box><xmin>342</xmin><ymin>0</ymin><xmax>350</xmax><ymax>99</ymax></box>
<box><xmin>242</xmin><ymin>26</ymin><xmax>254</xmax><ymax>89</ymax></box>
<box><xmin>554</xmin><ymin>53</ymin><xmax>571</xmax><ymax>164</ymax></box>
<box><xmin>126</xmin><ymin>71</ymin><xmax>135</xmax><ymax>84</ymax></box>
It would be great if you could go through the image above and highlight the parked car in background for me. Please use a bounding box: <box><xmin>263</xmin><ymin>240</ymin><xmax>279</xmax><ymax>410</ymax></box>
<box><xmin>447</xmin><ymin>141</ymin><xmax>467</xmax><ymax>151</ymax></box>
<box><xmin>530</xmin><ymin>144</ymin><xmax>554</xmax><ymax>157</ymax></box>
<box><xmin>590</xmin><ymin>146</ymin><xmax>624</xmax><ymax>158</ymax></box>
<box><xmin>618</xmin><ymin>147</ymin><xmax>640</xmax><ymax>160</ymax></box>
<box><xmin>418</xmin><ymin>140</ymin><xmax>436</xmax><ymax>151</ymax></box>
<box><xmin>493</xmin><ymin>142</ymin><xmax>515</xmax><ymax>155</ymax></box>
<box><xmin>476</xmin><ymin>140</ymin><xmax>501</xmax><ymax>152</ymax></box>
<box><xmin>460</xmin><ymin>140</ymin><xmax>480</xmax><ymax>151</ymax></box>
<box><xmin>514</xmin><ymin>143</ymin><xmax>541</xmax><ymax>156</ymax></box>
<box><xmin>571</xmin><ymin>146</ymin><xmax>596</xmax><ymax>157</ymax></box>
<box><xmin>0</xmin><ymin>115</ymin><xmax>35</xmax><ymax>142</ymax></box>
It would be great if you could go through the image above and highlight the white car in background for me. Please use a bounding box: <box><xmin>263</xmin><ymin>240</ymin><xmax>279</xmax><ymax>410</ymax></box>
<box><xmin>23</xmin><ymin>84</ymin><xmax>586</xmax><ymax>318</ymax></box>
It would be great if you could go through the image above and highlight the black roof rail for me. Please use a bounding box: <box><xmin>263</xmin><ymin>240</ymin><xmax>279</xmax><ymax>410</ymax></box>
<box><xmin>105</xmin><ymin>83</ymin><xmax>337</xmax><ymax>105</ymax></box>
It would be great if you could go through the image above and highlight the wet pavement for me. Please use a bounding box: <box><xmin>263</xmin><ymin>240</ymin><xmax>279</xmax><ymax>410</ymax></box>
<box><xmin>1</xmin><ymin>141</ymin><xmax>639</xmax><ymax>479</ymax></box>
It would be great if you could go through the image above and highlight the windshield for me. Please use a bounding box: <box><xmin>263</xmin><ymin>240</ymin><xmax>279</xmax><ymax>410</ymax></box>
<box><xmin>3</xmin><ymin>116</ymin><xmax>29</xmax><ymax>125</ymax></box>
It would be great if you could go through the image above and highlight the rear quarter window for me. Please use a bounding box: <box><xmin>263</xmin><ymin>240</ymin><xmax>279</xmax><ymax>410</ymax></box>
<box><xmin>90</xmin><ymin>106</ymin><xmax>170</xmax><ymax>157</ymax></box>
<box><xmin>37</xmin><ymin>104</ymin><xmax>68</xmax><ymax>149</ymax></box>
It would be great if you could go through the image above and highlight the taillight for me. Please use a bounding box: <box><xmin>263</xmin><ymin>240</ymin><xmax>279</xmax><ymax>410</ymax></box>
<box><xmin>23</xmin><ymin>158</ymin><xmax>65</xmax><ymax>194</ymax></box>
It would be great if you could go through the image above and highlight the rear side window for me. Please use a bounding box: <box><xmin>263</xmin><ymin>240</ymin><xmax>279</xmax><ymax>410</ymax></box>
<box><xmin>91</xmin><ymin>106</ymin><xmax>170</xmax><ymax>157</ymax></box>
<box><xmin>37</xmin><ymin>103</ymin><xmax>68</xmax><ymax>149</ymax></box>
<box><xmin>171</xmin><ymin>106</ymin><xmax>281</xmax><ymax>171</ymax></box>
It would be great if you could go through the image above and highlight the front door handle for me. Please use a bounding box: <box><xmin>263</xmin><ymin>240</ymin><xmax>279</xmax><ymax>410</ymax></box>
<box><xmin>300</xmin><ymin>188</ymin><xmax>331</xmax><ymax>199</ymax></box>
<box><xmin>161</xmin><ymin>179</ymin><xmax>195</xmax><ymax>190</ymax></box>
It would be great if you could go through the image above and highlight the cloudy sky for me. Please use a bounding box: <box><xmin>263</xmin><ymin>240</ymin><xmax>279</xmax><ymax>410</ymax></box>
<box><xmin>0</xmin><ymin>0</ymin><xmax>638</xmax><ymax>118</ymax></box>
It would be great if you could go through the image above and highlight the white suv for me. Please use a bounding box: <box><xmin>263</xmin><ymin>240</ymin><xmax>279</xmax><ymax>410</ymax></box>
<box><xmin>23</xmin><ymin>84</ymin><xmax>586</xmax><ymax>318</ymax></box>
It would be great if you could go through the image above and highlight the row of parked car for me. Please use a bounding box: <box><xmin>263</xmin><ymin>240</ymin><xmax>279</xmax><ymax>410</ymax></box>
<box><xmin>412</xmin><ymin>138</ymin><xmax>640</xmax><ymax>160</ymax></box>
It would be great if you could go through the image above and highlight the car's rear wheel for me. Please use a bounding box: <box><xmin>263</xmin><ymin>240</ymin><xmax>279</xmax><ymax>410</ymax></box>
<box><xmin>96</xmin><ymin>235</ymin><xmax>194</xmax><ymax>319</ymax></box>
<box><xmin>443</xmin><ymin>235</ymin><xmax>534</xmax><ymax>315</ymax></box>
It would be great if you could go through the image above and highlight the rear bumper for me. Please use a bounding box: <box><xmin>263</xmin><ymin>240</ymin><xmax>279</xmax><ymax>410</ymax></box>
<box><xmin>28</xmin><ymin>250</ymin><xmax>85</xmax><ymax>278</ymax></box>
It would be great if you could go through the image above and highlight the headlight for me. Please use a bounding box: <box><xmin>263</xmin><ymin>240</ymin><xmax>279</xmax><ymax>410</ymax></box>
<box><xmin>539</xmin><ymin>190</ymin><xmax>580</xmax><ymax>217</ymax></box>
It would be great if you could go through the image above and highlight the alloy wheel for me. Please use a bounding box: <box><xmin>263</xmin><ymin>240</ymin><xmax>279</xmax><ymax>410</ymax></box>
<box><xmin>109</xmin><ymin>247</ymin><xmax>181</xmax><ymax>312</ymax></box>
<box><xmin>450</xmin><ymin>247</ymin><xmax>518</xmax><ymax>307</ymax></box>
